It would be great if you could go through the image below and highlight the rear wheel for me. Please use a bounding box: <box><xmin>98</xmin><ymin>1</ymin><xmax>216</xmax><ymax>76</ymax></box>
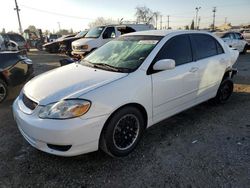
<box><xmin>241</xmin><ymin>45</ymin><xmax>248</xmax><ymax>54</ymax></box>
<box><xmin>210</xmin><ymin>78</ymin><xmax>234</xmax><ymax>104</ymax></box>
<box><xmin>0</xmin><ymin>79</ymin><xmax>8</xmax><ymax>103</ymax></box>
<box><xmin>100</xmin><ymin>106</ymin><xmax>145</xmax><ymax>157</ymax></box>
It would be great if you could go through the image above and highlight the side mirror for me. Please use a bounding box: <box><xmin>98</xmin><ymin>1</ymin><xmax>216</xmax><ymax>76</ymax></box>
<box><xmin>153</xmin><ymin>59</ymin><xmax>175</xmax><ymax>71</ymax></box>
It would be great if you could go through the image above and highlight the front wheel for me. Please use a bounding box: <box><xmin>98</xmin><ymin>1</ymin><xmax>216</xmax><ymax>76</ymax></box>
<box><xmin>211</xmin><ymin>78</ymin><xmax>234</xmax><ymax>104</ymax></box>
<box><xmin>0</xmin><ymin>79</ymin><xmax>8</xmax><ymax>103</ymax></box>
<box><xmin>100</xmin><ymin>106</ymin><xmax>145</xmax><ymax>157</ymax></box>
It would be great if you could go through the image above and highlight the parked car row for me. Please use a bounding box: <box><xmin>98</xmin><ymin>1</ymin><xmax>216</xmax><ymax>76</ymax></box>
<box><xmin>43</xmin><ymin>30</ymin><xmax>88</xmax><ymax>55</ymax></box>
<box><xmin>12</xmin><ymin>30</ymin><xmax>239</xmax><ymax>157</ymax></box>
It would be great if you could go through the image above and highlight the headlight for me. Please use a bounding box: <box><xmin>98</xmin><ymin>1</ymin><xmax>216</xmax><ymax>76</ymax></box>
<box><xmin>39</xmin><ymin>99</ymin><xmax>91</xmax><ymax>119</ymax></box>
<box><xmin>81</xmin><ymin>45</ymin><xmax>88</xmax><ymax>49</ymax></box>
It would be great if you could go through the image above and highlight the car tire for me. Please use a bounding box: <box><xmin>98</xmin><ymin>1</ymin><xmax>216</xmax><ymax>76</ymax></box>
<box><xmin>0</xmin><ymin>79</ymin><xmax>8</xmax><ymax>103</ymax></box>
<box><xmin>241</xmin><ymin>45</ymin><xmax>248</xmax><ymax>54</ymax></box>
<box><xmin>210</xmin><ymin>78</ymin><xmax>234</xmax><ymax>105</ymax></box>
<box><xmin>100</xmin><ymin>106</ymin><xmax>145</xmax><ymax>157</ymax></box>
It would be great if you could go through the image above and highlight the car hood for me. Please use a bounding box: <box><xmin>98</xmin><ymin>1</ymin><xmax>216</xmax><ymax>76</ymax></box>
<box><xmin>23</xmin><ymin>63</ymin><xmax>128</xmax><ymax>105</ymax></box>
<box><xmin>72</xmin><ymin>38</ymin><xmax>96</xmax><ymax>46</ymax></box>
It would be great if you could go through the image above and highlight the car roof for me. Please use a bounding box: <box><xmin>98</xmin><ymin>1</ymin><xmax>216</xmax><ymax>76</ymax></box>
<box><xmin>123</xmin><ymin>30</ymin><xmax>213</xmax><ymax>37</ymax></box>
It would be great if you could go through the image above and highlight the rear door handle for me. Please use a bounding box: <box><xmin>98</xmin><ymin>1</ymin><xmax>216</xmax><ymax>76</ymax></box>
<box><xmin>189</xmin><ymin>67</ymin><xmax>199</xmax><ymax>73</ymax></box>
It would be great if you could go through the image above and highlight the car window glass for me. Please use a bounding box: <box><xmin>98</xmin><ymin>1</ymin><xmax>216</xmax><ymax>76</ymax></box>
<box><xmin>234</xmin><ymin>33</ymin><xmax>241</xmax><ymax>40</ymax></box>
<box><xmin>155</xmin><ymin>34</ymin><xmax>192</xmax><ymax>66</ymax></box>
<box><xmin>216</xmin><ymin>41</ymin><xmax>224</xmax><ymax>54</ymax></box>
<box><xmin>103</xmin><ymin>27</ymin><xmax>116</xmax><ymax>39</ymax></box>
<box><xmin>85</xmin><ymin>26</ymin><xmax>105</xmax><ymax>38</ymax></box>
<box><xmin>192</xmin><ymin>34</ymin><xmax>217</xmax><ymax>60</ymax></box>
<box><xmin>8</xmin><ymin>34</ymin><xmax>25</xmax><ymax>42</ymax></box>
<box><xmin>230</xmin><ymin>33</ymin><xmax>236</xmax><ymax>39</ymax></box>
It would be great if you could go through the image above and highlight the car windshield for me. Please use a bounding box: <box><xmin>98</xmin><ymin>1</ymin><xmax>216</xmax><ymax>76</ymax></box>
<box><xmin>50</xmin><ymin>35</ymin><xmax>58</xmax><ymax>39</ymax></box>
<box><xmin>8</xmin><ymin>34</ymin><xmax>25</xmax><ymax>42</ymax></box>
<box><xmin>81</xmin><ymin>35</ymin><xmax>162</xmax><ymax>72</ymax></box>
<box><xmin>85</xmin><ymin>27</ymin><xmax>105</xmax><ymax>38</ymax></box>
<box><xmin>75</xmin><ymin>30</ymin><xmax>88</xmax><ymax>38</ymax></box>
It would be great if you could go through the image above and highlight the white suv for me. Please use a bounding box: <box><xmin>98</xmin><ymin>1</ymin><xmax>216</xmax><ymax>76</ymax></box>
<box><xmin>13</xmin><ymin>30</ymin><xmax>239</xmax><ymax>157</ymax></box>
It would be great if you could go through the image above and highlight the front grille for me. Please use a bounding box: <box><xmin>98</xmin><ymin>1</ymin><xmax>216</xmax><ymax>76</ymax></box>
<box><xmin>22</xmin><ymin>94</ymin><xmax>38</xmax><ymax>110</ymax></box>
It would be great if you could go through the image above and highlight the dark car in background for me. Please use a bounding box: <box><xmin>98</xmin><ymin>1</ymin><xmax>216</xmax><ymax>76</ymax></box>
<box><xmin>47</xmin><ymin>34</ymin><xmax>62</xmax><ymax>43</ymax></box>
<box><xmin>59</xmin><ymin>30</ymin><xmax>88</xmax><ymax>56</ymax></box>
<box><xmin>0</xmin><ymin>51</ymin><xmax>33</xmax><ymax>103</ymax></box>
<box><xmin>43</xmin><ymin>34</ymin><xmax>75</xmax><ymax>53</ymax></box>
<box><xmin>1</xmin><ymin>33</ymin><xmax>29</xmax><ymax>54</ymax></box>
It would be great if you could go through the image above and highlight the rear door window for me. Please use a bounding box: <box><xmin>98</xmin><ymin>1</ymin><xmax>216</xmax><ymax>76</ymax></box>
<box><xmin>191</xmin><ymin>34</ymin><xmax>218</xmax><ymax>60</ymax></box>
<box><xmin>154</xmin><ymin>34</ymin><xmax>193</xmax><ymax>66</ymax></box>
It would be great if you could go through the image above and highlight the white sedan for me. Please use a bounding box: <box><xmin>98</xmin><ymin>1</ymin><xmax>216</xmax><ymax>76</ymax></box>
<box><xmin>13</xmin><ymin>30</ymin><xmax>239</xmax><ymax>157</ymax></box>
<box><xmin>215</xmin><ymin>31</ymin><xmax>248</xmax><ymax>54</ymax></box>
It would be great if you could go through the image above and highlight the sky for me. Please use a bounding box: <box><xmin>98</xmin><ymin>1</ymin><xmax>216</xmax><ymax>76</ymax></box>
<box><xmin>1</xmin><ymin>0</ymin><xmax>250</xmax><ymax>33</ymax></box>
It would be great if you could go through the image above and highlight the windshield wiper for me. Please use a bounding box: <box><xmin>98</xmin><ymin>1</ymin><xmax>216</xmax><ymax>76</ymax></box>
<box><xmin>82</xmin><ymin>60</ymin><xmax>131</xmax><ymax>73</ymax></box>
<box><xmin>93</xmin><ymin>63</ymin><xmax>131</xmax><ymax>73</ymax></box>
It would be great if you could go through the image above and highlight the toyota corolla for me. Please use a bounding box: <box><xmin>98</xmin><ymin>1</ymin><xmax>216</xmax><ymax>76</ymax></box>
<box><xmin>13</xmin><ymin>30</ymin><xmax>239</xmax><ymax>157</ymax></box>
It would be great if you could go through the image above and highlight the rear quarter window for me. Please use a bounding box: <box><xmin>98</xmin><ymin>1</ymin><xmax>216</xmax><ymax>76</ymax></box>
<box><xmin>191</xmin><ymin>34</ymin><xmax>221</xmax><ymax>60</ymax></box>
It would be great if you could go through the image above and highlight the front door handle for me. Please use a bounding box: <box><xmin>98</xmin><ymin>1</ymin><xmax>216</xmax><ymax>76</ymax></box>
<box><xmin>189</xmin><ymin>67</ymin><xmax>199</xmax><ymax>73</ymax></box>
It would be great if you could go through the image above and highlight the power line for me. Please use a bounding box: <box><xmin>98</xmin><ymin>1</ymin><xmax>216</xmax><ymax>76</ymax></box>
<box><xmin>20</xmin><ymin>4</ymin><xmax>94</xmax><ymax>20</ymax></box>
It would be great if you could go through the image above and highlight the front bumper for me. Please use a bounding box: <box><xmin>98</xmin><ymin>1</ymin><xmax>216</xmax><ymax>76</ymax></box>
<box><xmin>12</xmin><ymin>97</ymin><xmax>108</xmax><ymax>156</ymax></box>
<box><xmin>71</xmin><ymin>49</ymin><xmax>88</xmax><ymax>55</ymax></box>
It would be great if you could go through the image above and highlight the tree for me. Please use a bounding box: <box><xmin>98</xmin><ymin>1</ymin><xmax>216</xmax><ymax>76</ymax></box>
<box><xmin>184</xmin><ymin>25</ymin><xmax>189</xmax><ymax>30</ymax></box>
<box><xmin>27</xmin><ymin>25</ymin><xmax>37</xmax><ymax>32</ymax></box>
<box><xmin>1</xmin><ymin>28</ymin><xmax>6</xmax><ymax>34</ymax></box>
<box><xmin>88</xmin><ymin>17</ymin><xmax>116</xmax><ymax>28</ymax></box>
<box><xmin>135</xmin><ymin>6</ymin><xmax>154</xmax><ymax>24</ymax></box>
<box><xmin>44</xmin><ymin>30</ymin><xmax>50</xmax><ymax>36</ymax></box>
<box><xmin>190</xmin><ymin>20</ymin><xmax>195</xmax><ymax>30</ymax></box>
<box><xmin>56</xmin><ymin>29</ymin><xmax>70</xmax><ymax>35</ymax></box>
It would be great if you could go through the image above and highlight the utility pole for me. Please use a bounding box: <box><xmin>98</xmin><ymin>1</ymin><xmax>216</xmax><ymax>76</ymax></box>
<box><xmin>160</xmin><ymin>15</ymin><xmax>163</xmax><ymax>30</ymax></box>
<box><xmin>167</xmin><ymin>15</ymin><xmax>170</xmax><ymax>29</ymax></box>
<box><xmin>14</xmin><ymin>0</ymin><xmax>22</xmax><ymax>34</ymax></box>
<box><xmin>57</xmin><ymin>22</ymin><xmax>61</xmax><ymax>32</ymax></box>
<box><xmin>212</xmin><ymin>7</ymin><xmax>216</xmax><ymax>31</ymax></box>
<box><xmin>198</xmin><ymin>16</ymin><xmax>201</xmax><ymax>30</ymax></box>
<box><xmin>195</xmin><ymin>7</ymin><xmax>201</xmax><ymax>30</ymax></box>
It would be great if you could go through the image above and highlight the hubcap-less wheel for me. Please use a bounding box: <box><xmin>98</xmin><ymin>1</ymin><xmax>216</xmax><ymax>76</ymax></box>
<box><xmin>220</xmin><ymin>83</ymin><xmax>232</xmax><ymax>101</ymax></box>
<box><xmin>0</xmin><ymin>83</ymin><xmax>7</xmax><ymax>102</ymax></box>
<box><xmin>113</xmin><ymin>114</ymin><xmax>140</xmax><ymax>150</ymax></box>
<box><xmin>100</xmin><ymin>106</ymin><xmax>145</xmax><ymax>157</ymax></box>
